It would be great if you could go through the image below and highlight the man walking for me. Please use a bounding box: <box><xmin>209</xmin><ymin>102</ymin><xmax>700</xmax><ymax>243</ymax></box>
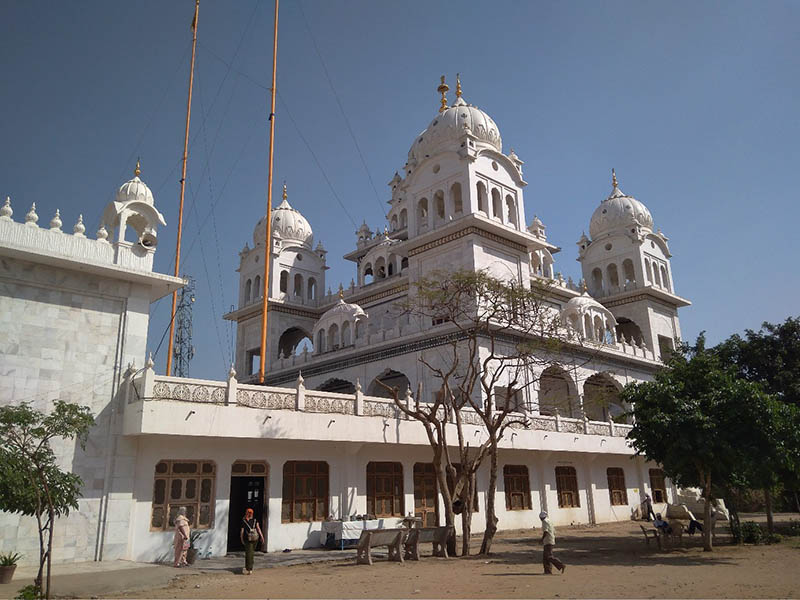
<box><xmin>539</xmin><ymin>511</ymin><xmax>566</xmax><ymax>575</ymax></box>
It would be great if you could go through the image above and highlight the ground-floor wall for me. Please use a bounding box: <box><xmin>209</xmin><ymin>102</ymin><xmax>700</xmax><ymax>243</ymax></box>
<box><xmin>127</xmin><ymin>436</ymin><xmax>674</xmax><ymax>562</ymax></box>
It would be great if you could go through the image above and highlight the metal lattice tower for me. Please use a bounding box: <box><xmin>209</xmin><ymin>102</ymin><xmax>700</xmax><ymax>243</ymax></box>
<box><xmin>172</xmin><ymin>275</ymin><xmax>196</xmax><ymax>377</ymax></box>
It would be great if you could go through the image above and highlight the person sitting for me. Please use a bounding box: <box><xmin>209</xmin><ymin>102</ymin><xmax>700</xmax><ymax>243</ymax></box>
<box><xmin>687</xmin><ymin>518</ymin><xmax>703</xmax><ymax>535</ymax></box>
<box><xmin>653</xmin><ymin>513</ymin><xmax>672</xmax><ymax>534</ymax></box>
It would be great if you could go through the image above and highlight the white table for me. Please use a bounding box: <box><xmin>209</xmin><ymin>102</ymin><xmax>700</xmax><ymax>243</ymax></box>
<box><xmin>321</xmin><ymin>519</ymin><xmax>386</xmax><ymax>549</ymax></box>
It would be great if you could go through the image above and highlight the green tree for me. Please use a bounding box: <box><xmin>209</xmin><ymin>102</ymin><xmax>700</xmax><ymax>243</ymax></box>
<box><xmin>622</xmin><ymin>335</ymin><xmax>774</xmax><ymax>551</ymax></box>
<box><xmin>0</xmin><ymin>401</ymin><xmax>94</xmax><ymax>599</ymax></box>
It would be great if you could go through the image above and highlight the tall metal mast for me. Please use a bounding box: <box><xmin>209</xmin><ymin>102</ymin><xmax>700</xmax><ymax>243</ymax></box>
<box><xmin>172</xmin><ymin>275</ymin><xmax>196</xmax><ymax>377</ymax></box>
<box><xmin>258</xmin><ymin>0</ymin><xmax>279</xmax><ymax>384</ymax></box>
<box><xmin>167</xmin><ymin>0</ymin><xmax>200</xmax><ymax>376</ymax></box>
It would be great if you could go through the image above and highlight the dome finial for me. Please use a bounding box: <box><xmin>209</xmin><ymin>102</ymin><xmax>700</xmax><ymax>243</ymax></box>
<box><xmin>582</xmin><ymin>279</ymin><xmax>588</xmax><ymax>294</ymax></box>
<box><xmin>282</xmin><ymin>181</ymin><xmax>287</xmax><ymax>201</ymax></box>
<box><xmin>611</xmin><ymin>168</ymin><xmax>618</xmax><ymax>189</ymax></box>
<box><xmin>437</xmin><ymin>75</ymin><xmax>449</xmax><ymax>113</ymax></box>
<box><xmin>134</xmin><ymin>158</ymin><xmax>141</xmax><ymax>178</ymax></box>
<box><xmin>456</xmin><ymin>73</ymin><xmax>462</xmax><ymax>99</ymax></box>
<box><xmin>338</xmin><ymin>284</ymin><xmax>344</xmax><ymax>300</ymax></box>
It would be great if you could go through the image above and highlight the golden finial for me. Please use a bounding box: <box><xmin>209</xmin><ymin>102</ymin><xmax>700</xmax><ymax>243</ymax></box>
<box><xmin>282</xmin><ymin>182</ymin><xmax>287</xmax><ymax>201</ymax></box>
<box><xmin>611</xmin><ymin>168</ymin><xmax>618</xmax><ymax>189</ymax></box>
<box><xmin>134</xmin><ymin>158</ymin><xmax>141</xmax><ymax>177</ymax></box>
<box><xmin>582</xmin><ymin>279</ymin><xmax>588</xmax><ymax>293</ymax></box>
<box><xmin>456</xmin><ymin>73</ymin><xmax>462</xmax><ymax>99</ymax></box>
<box><xmin>338</xmin><ymin>284</ymin><xmax>344</xmax><ymax>299</ymax></box>
<box><xmin>437</xmin><ymin>75</ymin><xmax>449</xmax><ymax>113</ymax></box>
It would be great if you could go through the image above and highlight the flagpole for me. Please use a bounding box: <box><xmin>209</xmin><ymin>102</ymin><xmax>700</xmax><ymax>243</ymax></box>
<box><xmin>167</xmin><ymin>0</ymin><xmax>200</xmax><ymax>376</ymax></box>
<box><xmin>259</xmin><ymin>0</ymin><xmax>279</xmax><ymax>384</ymax></box>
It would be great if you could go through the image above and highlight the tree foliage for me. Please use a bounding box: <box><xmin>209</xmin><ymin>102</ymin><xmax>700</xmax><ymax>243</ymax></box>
<box><xmin>0</xmin><ymin>401</ymin><xmax>94</xmax><ymax>599</ymax></box>
<box><xmin>622</xmin><ymin>335</ymin><xmax>776</xmax><ymax>551</ymax></box>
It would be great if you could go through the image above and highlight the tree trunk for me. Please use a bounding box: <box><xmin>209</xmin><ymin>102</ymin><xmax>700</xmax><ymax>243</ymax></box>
<box><xmin>764</xmin><ymin>487</ymin><xmax>774</xmax><ymax>535</ymax></box>
<box><xmin>435</xmin><ymin>460</ymin><xmax>457</xmax><ymax>556</ymax></box>
<box><xmin>46</xmin><ymin>506</ymin><xmax>54</xmax><ymax>599</ymax></box>
<box><xmin>34</xmin><ymin>510</ymin><xmax>44</xmax><ymax>592</ymax></box>
<box><xmin>479</xmin><ymin>442</ymin><xmax>499</xmax><ymax>555</ymax></box>
<box><xmin>702</xmin><ymin>474</ymin><xmax>713</xmax><ymax>552</ymax></box>
<box><xmin>794</xmin><ymin>490</ymin><xmax>800</xmax><ymax>514</ymax></box>
<box><xmin>460</xmin><ymin>482</ymin><xmax>472</xmax><ymax>557</ymax></box>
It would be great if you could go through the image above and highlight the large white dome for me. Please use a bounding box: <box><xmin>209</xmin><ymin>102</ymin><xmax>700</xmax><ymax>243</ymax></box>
<box><xmin>589</xmin><ymin>178</ymin><xmax>653</xmax><ymax>240</ymax></box>
<box><xmin>253</xmin><ymin>187</ymin><xmax>313</xmax><ymax>248</ymax></box>
<box><xmin>408</xmin><ymin>96</ymin><xmax>502</xmax><ymax>163</ymax></box>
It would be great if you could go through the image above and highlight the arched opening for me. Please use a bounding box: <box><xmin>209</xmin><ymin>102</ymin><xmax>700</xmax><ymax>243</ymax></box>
<box><xmin>375</xmin><ymin>256</ymin><xmax>387</xmax><ymax>279</ymax></box>
<box><xmin>363</xmin><ymin>262</ymin><xmax>374</xmax><ymax>285</ymax></box>
<box><xmin>538</xmin><ymin>366</ymin><xmax>575</xmax><ymax>417</ymax></box>
<box><xmin>388</xmin><ymin>253</ymin><xmax>399</xmax><ymax>277</ymax></box>
<box><xmin>477</xmin><ymin>181</ymin><xmax>488</xmax><ymax>215</ymax></box>
<box><xmin>584</xmin><ymin>314</ymin><xmax>593</xmax><ymax>341</ymax></box>
<box><xmin>450</xmin><ymin>182</ymin><xmax>463</xmax><ymax>216</ymax></box>
<box><xmin>399</xmin><ymin>208</ymin><xmax>408</xmax><ymax>229</ymax></box>
<box><xmin>341</xmin><ymin>321</ymin><xmax>352</xmax><ymax>346</ymax></box>
<box><xmin>316</xmin><ymin>328</ymin><xmax>326</xmax><ymax>353</ymax></box>
<box><xmin>542</xmin><ymin>251</ymin><xmax>554</xmax><ymax>279</ymax></box>
<box><xmin>568</xmin><ymin>313</ymin><xmax>581</xmax><ymax>335</ymax></box>
<box><xmin>591</xmin><ymin>267</ymin><xmax>604</xmax><ymax>294</ymax></box>
<box><xmin>417</xmin><ymin>198</ymin><xmax>429</xmax><ymax>233</ymax></box>
<box><xmin>505</xmin><ymin>195</ymin><xmax>517</xmax><ymax>228</ymax></box>
<box><xmin>354</xmin><ymin>319</ymin><xmax>363</xmax><ymax>340</ymax></box>
<box><xmin>316</xmin><ymin>378</ymin><xmax>356</xmax><ymax>394</ymax></box>
<box><xmin>327</xmin><ymin>323</ymin><xmax>339</xmax><ymax>350</ymax></box>
<box><xmin>652</xmin><ymin>263</ymin><xmax>661</xmax><ymax>287</ymax></box>
<box><xmin>645</xmin><ymin>259</ymin><xmax>653</xmax><ymax>283</ymax></box>
<box><xmin>400</xmin><ymin>257</ymin><xmax>408</xmax><ymax>271</ymax></box>
<box><xmin>615</xmin><ymin>317</ymin><xmax>645</xmax><ymax>346</ymax></box>
<box><xmin>278</xmin><ymin>327</ymin><xmax>313</xmax><ymax>358</ymax></box>
<box><xmin>491</xmin><ymin>188</ymin><xmax>502</xmax><ymax>221</ymax></box>
<box><xmin>279</xmin><ymin>271</ymin><xmax>288</xmax><ymax>294</ymax></box>
<box><xmin>254</xmin><ymin>275</ymin><xmax>261</xmax><ymax>299</ymax></box>
<box><xmin>531</xmin><ymin>252</ymin><xmax>542</xmax><ymax>276</ymax></box>
<box><xmin>594</xmin><ymin>315</ymin><xmax>605</xmax><ymax>341</ymax></box>
<box><xmin>583</xmin><ymin>373</ymin><xmax>625</xmax><ymax>422</ymax></box>
<box><xmin>367</xmin><ymin>370</ymin><xmax>411</xmax><ymax>398</ymax></box>
<box><xmin>434</xmin><ymin>190</ymin><xmax>445</xmax><ymax>226</ymax></box>
<box><xmin>308</xmin><ymin>277</ymin><xmax>317</xmax><ymax>300</ymax></box>
<box><xmin>622</xmin><ymin>259</ymin><xmax>636</xmax><ymax>286</ymax></box>
<box><xmin>244</xmin><ymin>279</ymin><xmax>252</xmax><ymax>305</ymax></box>
<box><xmin>660</xmin><ymin>265</ymin><xmax>670</xmax><ymax>291</ymax></box>
<box><xmin>293</xmin><ymin>273</ymin><xmax>303</xmax><ymax>297</ymax></box>
<box><xmin>607</xmin><ymin>263</ymin><xmax>619</xmax><ymax>289</ymax></box>
<box><xmin>390</xmin><ymin>215</ymin><xmax>398</xmax><ymax>231</ymax></box>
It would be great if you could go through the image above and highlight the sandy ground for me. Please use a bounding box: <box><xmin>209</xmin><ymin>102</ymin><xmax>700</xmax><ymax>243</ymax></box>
<box><xmin>118</xmin><ymin>520</ymin><xmax>800</xmax><ymax>599</ymax></box>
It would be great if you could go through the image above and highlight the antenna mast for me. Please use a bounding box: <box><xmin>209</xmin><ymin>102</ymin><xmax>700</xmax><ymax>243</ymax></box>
<box><xmin>167</xmin><ymin>0</ymin><xmax>200</xmax><ymax>376</ymax></box>
<box><xmin>258</xmin><ymin>0</ymin><xmax>279</xmax><ymax>384</ymax></box>
<box><xmin>172</xmin><ymin>275</ymin><xmax>196</xmax><ymax>377</ymax></box>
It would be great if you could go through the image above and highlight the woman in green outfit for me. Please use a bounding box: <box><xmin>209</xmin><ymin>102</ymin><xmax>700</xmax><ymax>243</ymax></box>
<box><xmin>239</xmin><ymin>508</ymin><xmax>264</xmax><ymax>574</ymax></box>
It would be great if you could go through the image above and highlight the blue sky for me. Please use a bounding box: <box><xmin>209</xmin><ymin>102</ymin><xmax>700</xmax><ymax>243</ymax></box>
<box><xmin>1</xmin><ymin>0</ymin><xmax>798</xmax><ymax>379</ymax></box>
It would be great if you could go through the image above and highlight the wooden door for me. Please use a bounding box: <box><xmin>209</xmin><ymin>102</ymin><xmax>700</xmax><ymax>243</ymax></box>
<box><xmin>413</xmin><ymin>463</ymin><xmax>439</xmax><ymax>527</ymax></box>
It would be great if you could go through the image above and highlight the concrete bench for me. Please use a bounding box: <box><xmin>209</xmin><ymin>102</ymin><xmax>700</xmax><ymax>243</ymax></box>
<box><xmin>403</xmin><ymin>525</ymin><xmax>452</xmax><ymax>560</ymax></box>
<box><xmin>639</xmin><ymin>524</ymin><xmax>662</xmax><ymax>550</ymax></box>
<box><xmin>355</xmin><ymin>528</ymin><xmax>405</xmax><ymax>565</ymax></box>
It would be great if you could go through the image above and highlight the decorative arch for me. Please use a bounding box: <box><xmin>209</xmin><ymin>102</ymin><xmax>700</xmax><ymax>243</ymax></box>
<box><xmin>583</xmin><ymin>373</ymin><xmax>625</xmax><ymax>422</ymax></box>
<box><xmin>390</xmin><ymin>214</ymin><xmax>398</xmax><ymax>231</ymax></box>
<box><xmin>279</xmin><ymin>270</ymin><xmax>288</xmax><ymax>293</ymax></box>
<box><xmin>254</xmin><ymin>275</ymin><xmax>261</xmax><ymax>299</ymax></box>
<box><xmin>327</xmin><ymin>323</ymin><xmax>339</xmax><ymax>350</ymax></box>
<box><xmin>660</xmin><ymin>265</ymin><xmax>670</xmax><ymax>291</ymax></box>
<box><xmin>307</xmin><ymin>277</ymin><xmax>317</xmax><ymax>300</ymax></box>
<box><xmin>363</xmin><ymin>262</ymin><xmax>374</xmax><ymax>285</ymax></box>
<box><xmin>477</xmin><ymin>181</ymin><xmax>488</xmax><ymax>215</ymax></box>
<box><xmin>399</xmin><ymin>208</ymin><xmax>408</xmax><ymax>229</ymax></box>
<box><xmin>316</xmin><ymin>328</ymin><xmax>326</xmax><ymax>353</ymax></box>
<box><xmin>417</xmin><ymin>198</ymin><xmax>429</xmax><ymax>233</ymax></box>
<box><xmin>505</xmin><ymin>194</ymin><xmax>517</xmax><ymax>228</ymax></box>
<box><xmin>367</xmin><ymin>369</ymin><xmax>411</xmax><ymax>399</ymax></box>
<box><xmin>293</xmin><ymin>273</ymin><xmax>303</xmax><ymax>297</ymax></box>
<box><xmin>375</xmin><ymin>256</ymin><xmax>387</xmax><ymax>279</ymax></box>
<box><xmin>278</xmin><ymin>327</ymin><xmax>313</xmax><ymax>358</ymax></box>
<box><xmin>607</xmin><ymin>263</ymin><xmax>620</xmax><ymax>289</ymax></box>
<box><xmin>591</xmin><ymin>267</ymin><xmax>604</xmax><ymax>294</ymax></box>
<box><xmin>316</xmin><ymin>378</ymin><xmax>356</xmax><ymax>394</ymax></box>
<box><xmin>450</xmin><ymin>182</ymin><xmax>463</xmax><ymax>216</ymax></box>
<box><xmin>341</xmin><ymin>321</ymin><xmax>352</xmax><ymax>346</ymax></box>
<box><xmin>538</xmin><ymin>366</ymin><xmax>577</xmax><ymax>417</ymax></box>
<box><xmin>622</xmin><ymin>259</ymin><xmax>636</xmax><ymax>286</ymax></box>
<box><xmin>491</xmin><ymin>188</ymin><xmax>502</xmax><ymax>221</ymax></box>
<box><xmin>615</xmin><ymin>316</ymin><xmax>645</xmax><ymax>346</ymax></box>
<box><xmin>244</xmin><ymin>279</ymin><xmax>252</xmax><ymax>305</ymax></box>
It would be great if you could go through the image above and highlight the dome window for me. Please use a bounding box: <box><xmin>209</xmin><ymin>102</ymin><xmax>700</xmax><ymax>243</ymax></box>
<box><xmin>296</xmin><ymin>254</ymin><xmax>303</xmax><ymax>261</ymax></box>
<box><xmin>492</xmin><ymin>161</ymin><xmax>499</xmax><ymax>171</ymax></box>
<box><xmin>602</xmin><ymin>209</ymin><xmax>607</xmax><ymax>214</ymax></box>
<box><xmin>605</xmin><ymin>243</ymin><xmax>612</xmax><ymax>251</ymax></box>
<box><xmin>432</xmin><ymin>164</ymin><xmax>440</xmax><ymax>174</ymax></box>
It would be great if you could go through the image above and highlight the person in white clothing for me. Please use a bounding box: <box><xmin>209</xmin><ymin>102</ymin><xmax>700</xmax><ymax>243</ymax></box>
<box><xmin>539</xmin><ymin>511</ymin><xmax>565</xmax><ymax>575</ymax></box>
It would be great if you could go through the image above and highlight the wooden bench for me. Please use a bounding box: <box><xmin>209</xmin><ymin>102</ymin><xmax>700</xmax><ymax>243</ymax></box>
<box><xmin>355</xmin><ymin>528</ymin><xmax>405</xmax><ymax>565</ymax></box>
<box><xmin>403</xmin><ymin>526</ymin><xmax>453</xmax><ymax>560</ymax></box>
<box><xmin>639</xmin><ymin>524</ymin><xmax>662</xmax><ymax>550</ymax></box>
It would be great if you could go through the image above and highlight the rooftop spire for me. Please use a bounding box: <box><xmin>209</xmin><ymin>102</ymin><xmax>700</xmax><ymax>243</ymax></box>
<box><xmin>611</xmin><ymin>168</ymin><xmax>618</xmax><ymax>189</ymax></box>
<box><xmin>456</xmin><ymin>73</ymin><xmax>462</xmax><ymax>98</ymax></box>
<box><xmin>134</xmin><ymin>158</ymin><xmax>141</xmax><ymax>177</ymax></box>
<box><xmin>282</xmin><ymin>182</ymin><xmax>287</xmax><ymax>201</ymax></box>
<box><xmin>437</xmin><ymin>75</ymin><xmax>449</xmax><ymax>113</ymax></box>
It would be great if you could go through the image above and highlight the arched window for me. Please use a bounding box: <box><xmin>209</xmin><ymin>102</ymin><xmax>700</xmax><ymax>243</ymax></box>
<box><xmin>354</xmin><ymin>320</ymin><xmax>362</xmax><ymax>339</ymax></box>
<box><xmin>341</xmin><ymin>321</ymin><xmax>352</xmax><ymax>346</ymax></box>
<box><xmin>591</xmin><ymin>267</ymin><xmax>604</xmax><ymax>293</ymax></box>
<box><xmin>254</xmin><ymin>275</ymin><xmax>262</xmax><ymax>298</ymax></box>
<box><xmin>584</xmin><ymin>314</ymin><xmax>593</xmax><ymax>341</ymax></box>
<box><xmin>622</xmin><ymin>259</ymin><xmax>635</xmax><ymax>286</ymax></box>
<box><xmin>316</xmin><ymin>328</ymin><xmax>326</xmax><ymax>353</ymax></box>
<box><xmin>328</xmin><ymin>323</ymin><xmax>339</xmax><ymax>350</ymax></box>
<box><xmin>434</xmin><ymin>190</ymin><xmax>445</xmax><ymax>224</ymax></box>
<box><xmin>615</xmin><ymin>317</ymin><xmax>645</xmax><ymax>346</ymax></box>
<box><xmin>539</xmin><ymin>366</ymin><xmax>575</xmax><ymax>417</ymax></box>
<box><xmin>399</xmin><ymin>208</ymin><xmax>408</xmax><ymax>229</ymax></box>
<box><xmin>244</xmin><ymin>279</ymin><xmax>252</xmax><ymax>305</ymax></box>
<box><xmin>583</xmin><ymin>373</ymin><xmax>624</xmax><ymax>422</ymax></box>
<box><xmin>390</xmin><ymin>215</ymin><xmax>398</xmax><ymax>231</ymax></box>
<box><xmin>278</xmin><ymin>327</ymin><xmax>313</xmax><ymax>358</ymax></box>
<box><xmin>363</xmin><ymin>262</ymin><xmax>374</xmax><ymax>285</ymax></box>
<box><xmin>450</xmin><ymin>182</ymin><xmax>463</xmax><ymax>215</ymax></box>
<box><xmin>505</xmin><ymin>195</ymin><xmax>517</xmax><ymax>228</ymax></box>
<box><xmin>367</xmin><ymin>370</ymin><xmax>411</xmax><ymax>398</ymax></box>
<box><xmin>645</xmin><ymin>259</ymin><xmax>653</xmax><ymax>283</ymax></box>
<box><xmin>477</xmin><ymin>181</ymin><xmax>488</xmax><ymax>215</ymax></box>
<box><xmin>652</xmin><ymin>263</ymin><xmax>661</xmax><ymax>287</ymax></box>
<box><xmin>594</xmin><ymin>315</ymin><xmax>605</xmax><ymax>341</ymax></box>
<box><xmin>660</xmin><ymin>265</ymin><xmax>670</xmax><ymax>291</ymax></box>
<box><xmin>417</xmin><ymin>198</ymin><xmax>429</xmax><ymax>233</ymax></box>
<box><xmin>531</xmin><ymin>252</ymin><xmax>543</xmax><ymax>276</ymax></box>
<box><xmin>293</xmin><ymin>273</ymin><xmax>303</xmax><ymax>297</ymax></box>
<box><xmin>375</xmin><ymin>256</ymin><xmax>386</xmax><ymax>279</ymax></box>
<box><xmin>491</xmin><ymin>188</ymin><xmax>502</xmax><ymax>221</ymax></box>
<box><xmin>607</xmin><ymin>263</ymin><xmax>619</xmax><ymax>289</ymax></box>
<box><xmin>401</xmin><ymin>257</ymin><xmax>408</xmax><ymax>271</ymax></box>
<box><xmin>308</xmin><ymin>277</ymin><xmax>317</xmax><ymax>300</ymax></box>
<box><xmin>388</xmin><ymin>253</ymin><xmax>398</xmax><ymax>277</ymax></box>
<box><xmin>279</xmin><ymin>271</ymin><xmax>288</xmax><ymax>293</ymax></box>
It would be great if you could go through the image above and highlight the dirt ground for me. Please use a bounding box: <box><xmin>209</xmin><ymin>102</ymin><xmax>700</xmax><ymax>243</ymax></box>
<box><xmin>119</xmin><ymin>520</ymin><xmax>800</xmax><ymax>599</ymax></box>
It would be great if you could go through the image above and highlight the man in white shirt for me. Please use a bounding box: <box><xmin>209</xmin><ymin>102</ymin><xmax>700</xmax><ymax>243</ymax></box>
<box><xmin>539</xmin><ymin>511</ymin><xmax>566</xmax><ymax>574</ymax></box>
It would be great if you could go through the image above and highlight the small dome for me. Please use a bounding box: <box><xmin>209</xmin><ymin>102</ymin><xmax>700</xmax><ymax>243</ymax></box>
<box><xmin>116</xmin><ymin>165</ymin><xmax>154</xmax><ymax>206</ymax></box>
<box><xmin>563</xmin><ymin>291</ymin><xmax>611</xmax><ymax>316</ymax></box>
<box><xmin>253</xmin><ymin>186</ymin><xmax>313</xmax><ymax>248</ymax></box>
<box><xmin>409</xmin><ymin>97</ymin><xmax>502</xmax><ymax>163</ymax></box>
<box><xmin>589</xmin><ymin>174</ymin><xmax>653</xmax><ymax>240</ymax></box>
<box><xmin>321</xmin><ymin>296</ymin><xmax>367</xmax><ymax>321</ymax></box>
